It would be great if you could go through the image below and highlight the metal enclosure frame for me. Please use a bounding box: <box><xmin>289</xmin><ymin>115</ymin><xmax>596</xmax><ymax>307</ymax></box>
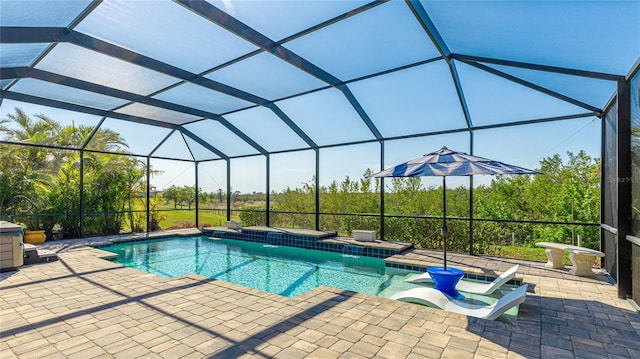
<box><xmin>0</xmin><ymin>0</ymin><xmax>636</xmax><ymax>299</ymax></box>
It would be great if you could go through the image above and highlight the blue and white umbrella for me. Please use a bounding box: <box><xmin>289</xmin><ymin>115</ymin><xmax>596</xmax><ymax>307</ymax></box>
<box><xmin>369</xmin><ymin>146</ymin><xmax>540</xmax><ymax>269</ymax></box>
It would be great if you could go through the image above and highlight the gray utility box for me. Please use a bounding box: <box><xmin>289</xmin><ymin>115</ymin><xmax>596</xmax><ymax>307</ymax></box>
<box><xmin>0</xmin><ymin>221</ymin><xmax>24</xmax><ymax>271</ymax></box>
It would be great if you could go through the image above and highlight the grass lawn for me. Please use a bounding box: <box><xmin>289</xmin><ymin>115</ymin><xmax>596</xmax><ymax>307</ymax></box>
<box><xmin>155</xmin><ymin>207</ymin><xmax>239</xmax><ymax>229</ymax></box>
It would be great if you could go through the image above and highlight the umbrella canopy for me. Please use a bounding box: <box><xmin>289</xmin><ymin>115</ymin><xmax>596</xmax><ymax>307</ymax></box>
<box><xmin>369</xmin><ymin>146</ymin><xmax>539</xmax><ymax>270</ymax></box>
<box><xmin>371</xmin><ymin>146</ymin><xmax>540</xmax><ymax>178</ymax></box>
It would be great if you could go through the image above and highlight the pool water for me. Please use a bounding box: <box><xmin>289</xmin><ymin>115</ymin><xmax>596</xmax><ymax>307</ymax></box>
<box><xmin>103</xmin><ymin>236</ymin><xmax>519</xmax><ymax>323</ymax></box>
<box><xmin>103</xmin><ymin>236</ymin><xmax>412</xmax><ymax>297</ymax></box>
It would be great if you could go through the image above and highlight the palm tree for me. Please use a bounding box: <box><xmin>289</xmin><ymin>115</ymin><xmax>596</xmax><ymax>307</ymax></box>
<box><xmin>52</xmin><ymin>124</ymin><xmax>129</xmax><ymax>173</ymax></box>
<box><xmin>1</xmin><ymin>108</ymin><xmax>60</xmax><ymax>144</ymax></box>
<box><xmin>0</xmin><ymin>107</ymin><xmax>143</xmax><ymax>236</ymax></box>
<box><xmin>0</xmin><ymin>108</ymin><xmax>60</xmax><ymax>213</ymax></box>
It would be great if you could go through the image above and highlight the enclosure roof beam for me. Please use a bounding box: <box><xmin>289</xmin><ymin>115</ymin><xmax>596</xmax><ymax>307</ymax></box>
<box><xmin>81</xmin><ymin>117</ymin><xmax>106</xmax><ymax>150</ymax></box>
<box><xmin>459</xmin><ymin>60</ymin><xmax>603</xmax><ymax>114</ymax></box>
<box><xmin>1</xmin><ymin>67</ymin><xmax>268</xmax><ymax>155</ymax></box>
<box><xmin>175</xmin><ymin>0</ymin><xmax>383</xmax><ymax>140</ymax></box>
<box><xmin>451</xmin><ymin>54</ymin><xmax>625</xmax><ymax>81</ymax></box>
<box><xmin>0</xmin><ymin>26</ymin><xmax>317</xmax><ymax>149</ymax></box>
<box><xmin>405</xmin><ymin>0</ymin><xmax>473</xmax><ymax>130</ymax></box>
<box><xmin>0</xmin><ymin>139</ymin><xmax>196</xmax><ymax>162</ymax></box>
<box><xmin>404</xmin><ymin>0</ymin><xmax>450</xmax><ymax>59</ymax></box>
<box><xmin>0</xmin><ymin>27</ymin><xmax>267</xmax><ymax>103</ymax></box>
<box><xmin>0</xmin><ymin>90</ymin><xmax>229</xmax><ymax>160</ymax></box>
<box><xmin>199</xmin><ymin>111</ymin><xmax>599</xmax><ymax>161</ymax></box>
<box><xmin>199</xmin><ymin>0</ymin><xmax>389</xmax><ymax>75</ymax></box>
<box><xmin>149</xmin><ymin>130</ymin><xmax>176</xmax><ymax>157</ymax></box>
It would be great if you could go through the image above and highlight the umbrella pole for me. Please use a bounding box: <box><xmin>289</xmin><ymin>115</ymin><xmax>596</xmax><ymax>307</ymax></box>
<box><xmin>442</xmin><ymin>176</ymin><xmax>447</xmax><ymax>271</ymax></box>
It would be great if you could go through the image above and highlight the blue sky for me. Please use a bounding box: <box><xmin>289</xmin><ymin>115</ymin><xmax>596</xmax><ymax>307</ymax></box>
<box><xmin>1</xmin><ymin>0</ymin><xmax>636</xmax><ymax>193</ymax></box>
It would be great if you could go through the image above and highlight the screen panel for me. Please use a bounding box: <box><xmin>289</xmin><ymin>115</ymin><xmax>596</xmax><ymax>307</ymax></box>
<box><xmin>152</xmin><ymin>131</ymin><xmax>195</xmax><ymax>161</ymax></box>
<box><xmin>0</xmin><ymin>44</ymin><xmax>50</xmax><ymax>67</ymax></box>
<box><xmin>10</xmin><ymin>78</ymin><xmax>129</xmax><ymax>110</ymax></box>
<box><xmin>0</xmin><ymin>99</ymin><xmax>101</xmax><ymax>148</ymax></box>
<box><xmin>115</xmin><ymin>103</ymin><xmax>201</xmax><ymax>125</ymax></box>
<box><xmin>35</xmin><ymin>44</ymin><xmax>180</xmax><ymax>96</ymax></box>
<box><xmin>604</xmin><ymin>102</ymin><xmax>618</xmax><ymax>228</ymax></box>
<box><xmin>150</xmin><ymin>158</ymin><xmax>197</xmax><ymax>230</ymax></box>
<box><xmin>184</xmin><ymin>137</ymin><xmax>221</xmax><ymax>162</ymax></box>
<box><xmin>423</xmin><ymin>0</ymin><xmax>640</xmax><ymax>75</ymax></box>
<box><xmin>319</xmin><ymin>142</ymin><xmax>381</xmax><ymax>236</ymax></box>
<box><xmin>83</xmin><ymin>152</ymin><xmax>147</xmax><ymax>236</ymax></box>
<box><xmin>474</xmin><ymin>117</ymin><xmax>601</xmax><ymax>242</ymax></box>
<box><xmin>153</xmin><ymin>83</ymin><xmax>254</xmax><ymax>115</ymax></box>
<box><xmin>198</xmin><ymin>160</ymin><xmax>228</xmax><ymax>227</ymax></box>
<box><xmin>349</xmin><ymin>60</ymin><xmax>467</xmax><ymax>137</ymax></box>
<box><xmin>75</xmin><ymin>0</ymin><xmax>258</xmax><ymax>73</ymax></box>
<box><xmin>0</xmin><ymin>100</ymin><xmax>103</xmax><ymax>148</ymax></box>
<box><xmin>204</xmin><ymin>52</ymin><xmax>326</xmax><ymax>101</ymax></box>
<box><xmin>230</xmin><ymin>156</ymin><xmax>267</xmax><ymax>226</ymax></box>
<box><xmin>631</xmin><ymin>73</ymin><xmax>640</xmax><ymax>237</ymax></box>
<box><xmin>183</xmin><ymin>119</ymin><xmax>261</xmax><ymax>157</ymax></box>
<box><xmin>206</xmin><ymin>0</ymin><xmax>369</xmax><ymax>41</ymax></box>
<box><xmin>482</xmin><ymin>63</ymin><xmax>617</xmax><ymax>109</ymax></box>
<box><xmin>1</xmin><ymin>79</ymin><xmax>14</xmax><ymax>90</ymax></box>
<box><xmin>223</xmin><ymin>107</ymin><xmax>309</xmax><ymax>152</ymax></box>
<box><xmin>85</xmin><ymin>117</ymin><xmax>172</xmax><ymax>156</ymax></box>
<box><xmin>456</xmin><ymin>60</ymin><xmax>590</xmax><ymax>127</ymax></box>
<box><xmin>276</xmin><ymin>88</ymin><xmax>375</xmax><ymax>146</ymax></box>
<box><xmin>269</xmin><ymin>150</ymin><xmax>316</xmax><ymax>229</ymax></box>
<box><xmin>0</xmin><ymin>0</ymin><xmax>92</xmax><ymax>26</ymax></box>
<box><xmin>284</xmin><ymin>1</ymin><xmax>441</xmax><ymax>81</ymax></box>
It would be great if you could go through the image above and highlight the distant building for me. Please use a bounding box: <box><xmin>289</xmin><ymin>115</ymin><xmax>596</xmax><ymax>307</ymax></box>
<box><xmin>138</xmin><ymin>186</ymin><xmax>158</xmax><ymax>198</ymax></box>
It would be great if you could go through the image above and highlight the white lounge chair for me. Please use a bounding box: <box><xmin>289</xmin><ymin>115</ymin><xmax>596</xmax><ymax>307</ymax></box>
<box><xmin>389</xmin><ymin>284</ymin><xmax>528</xmax><ymax>321</ymax></box>
<box><xmin>405</xmin><ymin>264</ymin><xmax>519</xmax><ymax>295</ymax></box>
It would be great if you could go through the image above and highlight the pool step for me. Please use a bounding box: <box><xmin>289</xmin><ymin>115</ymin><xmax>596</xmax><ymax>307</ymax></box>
<box><xmin>23</xmin><ymin>243</ymin><xmax>59</xmax><ymax>265</ymax></box>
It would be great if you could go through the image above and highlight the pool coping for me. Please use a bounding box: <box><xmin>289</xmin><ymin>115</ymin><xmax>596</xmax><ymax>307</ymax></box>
<box><xmin>202</xmin><ymin>227</ymin><xmax>411</xmax><ymax>259</ymax></box>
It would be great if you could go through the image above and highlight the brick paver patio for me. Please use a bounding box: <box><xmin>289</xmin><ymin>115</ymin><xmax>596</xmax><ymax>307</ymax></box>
<box><xmin>1</xmin><ymin>231</ymin><xmax>639</xmax><ymax>358</ymax></box>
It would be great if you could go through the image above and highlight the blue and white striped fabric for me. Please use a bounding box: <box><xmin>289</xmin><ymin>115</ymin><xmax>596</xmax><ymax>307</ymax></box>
<box><xmin>369</xmin><ymin>146</ymin><xmax>540</xmax><ymax>178</ymax></box>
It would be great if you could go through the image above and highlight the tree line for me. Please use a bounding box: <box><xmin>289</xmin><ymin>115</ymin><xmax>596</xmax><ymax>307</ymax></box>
<box><xmin>240</xmin><ymin>152</ymin><xmax>600</xmax><ymax>254</ymax></box>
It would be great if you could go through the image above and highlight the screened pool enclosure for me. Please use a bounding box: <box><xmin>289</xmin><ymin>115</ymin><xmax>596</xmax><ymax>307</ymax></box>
<box><xmin>1</xmin><ymin>1</ymin><xmax>639</xmax><ymax>300</ymax></box>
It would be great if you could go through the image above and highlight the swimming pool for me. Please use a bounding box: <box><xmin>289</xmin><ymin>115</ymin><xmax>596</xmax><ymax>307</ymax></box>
<box><xmin>102</xmin><ymin>235</ymin><xmax>412</xmax><ymax>297</ymax></box>
<box><xmin>102</xmin><ymin>235</ymin><xmax>519</xmax><ymax>323</ymax></box>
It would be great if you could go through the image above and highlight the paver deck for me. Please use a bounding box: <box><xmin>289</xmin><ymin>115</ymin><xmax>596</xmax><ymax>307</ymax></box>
<box><xmin>1</xmin><ymin>230</ymin><xmax>639</xmax><ymax>358</ymax></box>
